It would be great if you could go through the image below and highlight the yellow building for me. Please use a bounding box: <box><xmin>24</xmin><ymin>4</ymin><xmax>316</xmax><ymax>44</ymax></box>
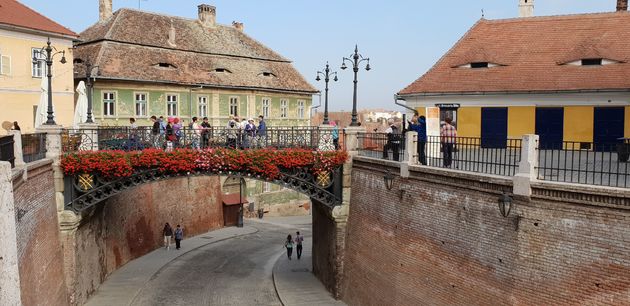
<box><xmin>399</xmin><ymin>2</ymin><xmax>630</xmax><ymax>151</ymax></box>
<box><xmin>0</xmin><ymin>0</ymin><xmax>78</xmax><ymax>133</ymax></box>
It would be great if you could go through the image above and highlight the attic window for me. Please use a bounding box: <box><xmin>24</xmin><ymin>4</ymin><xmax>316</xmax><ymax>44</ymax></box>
<box><xmin>260</xmin><ymin>71</ymin><xmax>276</xmax><ymax>77</ymax></box>
<box><xmin>214</xmin><ymin>68</ymin><xmax>232</xmax><ymax>73</ymax></box>
<box><xmin>73</xmin><ymin>58</ymin><xmax>84</xmax><ymax>64</ymax></box>
<box><xmin>581</xmin><ymin>58</ymin><xmax>602</xmax><ymax>66</ymax></box>
<box><xmin>155</xmin><ymin>62</ymin><xmax>177</xmax><ymax>69</ymax></box>
<box><xmin>471</xmin><ymin>62</ymin><xmax>489</xmax><ymax>68</ymax></box>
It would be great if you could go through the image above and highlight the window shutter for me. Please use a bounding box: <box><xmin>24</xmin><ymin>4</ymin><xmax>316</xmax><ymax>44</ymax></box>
<box><xmin>0</xmin><ymin>55</ymin><xmax>10</xmax><ymax>75</ymax></box>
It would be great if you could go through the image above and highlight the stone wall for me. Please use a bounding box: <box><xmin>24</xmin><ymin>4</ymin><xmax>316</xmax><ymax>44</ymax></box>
<box><xmin>64</xmin><ymin>176</ymin><xmax>224</xmax><ymax>305</ymax></box>
<box><xmin>341</xmin><ymin>157</ymin><xmax>630</xmax><ymax>306</ymax></box>
<box><xmin>12</xmin><ymin>160</ymin><xmax>68</xmax><ymax>306</ymax></box>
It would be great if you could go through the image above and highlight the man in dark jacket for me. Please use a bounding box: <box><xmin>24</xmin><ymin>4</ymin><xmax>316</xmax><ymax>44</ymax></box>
<box><xmin>408</xmin><ymin>115</ymin><xmax>427</xmax><ymax>165</ymax></box>
<box><xmin>383</xmin><ymin>123</ymin><xmax>402</xmax><ymax>161</ymax></box>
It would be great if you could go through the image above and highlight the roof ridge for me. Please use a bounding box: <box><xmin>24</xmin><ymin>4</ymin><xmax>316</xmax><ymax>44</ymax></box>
<box><xmin>103</xmin><ymin>9</ymin><xmax>123</xmax><ymax>40</ymax></box>
<box><xmin>484</xmin><ymin>10</ymin><xmax>629</xmax><ymax>24</ymax></box>
<box><xmin>398</xmin><ymin>19</ymin><xmax>484</xmax><ymax>95</ymax></box>
<box><xmin>6</xmin><ymin>0</ymin><xmax>77</xmax><ymax>36</ymax></box>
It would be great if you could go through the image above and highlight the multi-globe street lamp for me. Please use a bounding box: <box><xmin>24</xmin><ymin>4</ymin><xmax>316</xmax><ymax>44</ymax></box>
<box><xmin>341</xmin><ymin>45</ymin><xmax>370</xmax><ymax>127</ymax></box>
<box><xmin>79</xmin><ymin>61</ymin><xmax>99</xmax><ymax>123</ymax></box>
<box><xmin>315</xmin><ymin>62</ymin><xmax>338</xmax><ymax>125</ymax></box>
<box><xmin>33</xmin><ymin>38</ymin><xmax>67</xmax><ymax>125</ymax></box>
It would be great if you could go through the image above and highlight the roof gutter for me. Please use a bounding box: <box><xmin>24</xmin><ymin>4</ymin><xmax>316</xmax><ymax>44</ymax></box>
<box><xmin>394</xmin><ymin>94</ymin><xmax>418</xmax><ymax>115</ymax></box>
<box><xmin>0</xmin><ymin>23</ymin><xmax>79</xmax><ymax>41</ymax></box>
<box><xmin>398</xmin><ymin>88</ymin><xmax>630</xmax><ymax>98</ymax></box>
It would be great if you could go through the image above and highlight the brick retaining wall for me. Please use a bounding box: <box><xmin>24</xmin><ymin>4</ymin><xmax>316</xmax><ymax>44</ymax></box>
<box><xmin>341</xmin><ymin>157</ymin><xmax>630</xmax><ymax>305</ymax></box>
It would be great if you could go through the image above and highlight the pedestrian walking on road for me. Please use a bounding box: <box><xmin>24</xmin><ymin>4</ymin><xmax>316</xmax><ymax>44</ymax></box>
<box><xmin>285</xmin><ymin>234</ymin><xmax>294</xmax><ymax>260</ymax></box>
<box><xmin>295</xmin><ymin>231</ymin><xmax>304</xmax><ymax>260</ymax></box>
<box><xmin>163</xmin><ymin>223</ymin><xmax>174</xmax><ymax>250</ymax></box>
<box><xmin>174</xmin><ymin>224</ymin><xmax>184</xmax><ymax>250</ymax></box>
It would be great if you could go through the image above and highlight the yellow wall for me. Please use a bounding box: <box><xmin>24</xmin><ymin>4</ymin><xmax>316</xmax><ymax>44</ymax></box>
<box><xmin>457</xmin><ymin>107</ymin><xmax>481</xmax><ymax>137</ymax></box>
<box><xmin>415</xmin><ymin>107</ymin><xmax>426</xmax><ymax>118</ymax></box>
<box><xmin>0</xmin><ymin>30</ymin><xmax>75</xmax><ymax>133</ymax></box>
<box><xmin>507</xmin><ymin>106</ymin><xmax>535</xmax><ymax>138</ymax></box>
<box><xmin>563</xmin><ymin>106</ymin><xmax>593</xmax><ymax>143</ymax></box>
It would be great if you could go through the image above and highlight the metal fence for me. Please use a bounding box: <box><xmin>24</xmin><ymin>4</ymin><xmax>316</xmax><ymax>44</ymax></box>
<box><xmin>425</xmin><ymin>136</ymin><xmax>522</xmax><ymax>177</ymax></box>
<box><xmin>0</xmin><ymin>135</ymin><xmax>15</xmax><ymax>168</ymax></box>
<box><xmin>22</xmin><ymin>133</ymin><xmax>47</xmax><ymax>163</ymax></box>
<box><xmin>537</xmin><ymin>141</ymin><xmax>630</xmax><ymax>188</ymax></box>
<box><xmin>61</xmin><ymin>126</ymin><xmax>338</xmax><ymax>152</ymax></box>
<box><xmin>357</xmin><ymin>132</ymin><xmax>406</xmax><ymax>161</ymax></box>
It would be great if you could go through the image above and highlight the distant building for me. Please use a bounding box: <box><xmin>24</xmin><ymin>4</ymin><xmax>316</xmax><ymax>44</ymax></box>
<box><xmin>0</xmin><ymin>0</ymin><xmax>78</xmax><ymax>132</ymax></box>
<box><xmin>399</xmin><ymin>0</ymin><xmax>630</xmax><ymax>150</ymax></box>
<box><xmin>75</xmin><ymin>1</ymin><xmax>317</xmax><ymax>127</ymax></box>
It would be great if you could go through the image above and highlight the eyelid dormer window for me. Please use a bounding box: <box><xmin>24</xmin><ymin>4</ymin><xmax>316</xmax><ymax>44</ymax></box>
<box><xmin>214</xmin><ymin>68</ymin><xmax>232</xmax><ymax>73</ymax></box>
<box><xmin>564</xmin><ymin>58</ymin><xmax>621</xmax><ymax>66</ymax></box>
<box><xmin>456</xmin><ymin>62</ymin><xmax>501</xmax><ymax>69</ymax></box>
<box><xmin>155</xmin><ymin>62</ymin><xmax>177</xmax><ymax>69</ymax></box>
<box><xmin>259</xmin><ymin>71</ymin><xmax>277</xmax><ymax>77</ymax></box>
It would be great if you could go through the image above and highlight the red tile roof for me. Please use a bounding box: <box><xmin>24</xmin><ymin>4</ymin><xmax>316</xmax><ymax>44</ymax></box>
<box><xmin>399</xmin><ymin>12</ymin><xmax>630</xmax><ymax>95</ymax></box>
<box><xmin>0</xmin><ymin>0</ymin><xmax>77</xmax><ymax>37</ymax></box>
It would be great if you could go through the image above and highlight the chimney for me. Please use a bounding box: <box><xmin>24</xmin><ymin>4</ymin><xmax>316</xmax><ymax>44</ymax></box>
<box><xmin>198</xmin><ymin>4</ymin><xmax>216</xmax><ymax>27</ymax></box>
<box><xmin>618</xmin><ymin>0</ymin><xmax>628</xmax><ymax>11</ymax></box>
<box><xmin>99</xmin><ymin>0</ymin><xmax>113</xmax><ymax>22</ymax></box>
<box><xmin>518</xmin><ymin>0</ymin><xmax>534</xmax><ymax>17</ymax></box>
<box><xmin>232</xmin><ymin>21</ymin><xmax>244</xmax><ymax>32</ymax></box>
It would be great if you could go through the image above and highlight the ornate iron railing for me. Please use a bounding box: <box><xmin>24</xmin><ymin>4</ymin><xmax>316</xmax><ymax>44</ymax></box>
<box><xmin>0</xmin><ymin>135</ymin><xmax>15</xmax><ymax>168</ymax></box>
<box><xmin>61</xmin><ymin>126</ymin><xmax>337</xmax><ymax>152</ymax></box>
<box><xmin>21</xmin><ymin>133</ymin><xmax>47</xmax><ymax>163</ymax></box>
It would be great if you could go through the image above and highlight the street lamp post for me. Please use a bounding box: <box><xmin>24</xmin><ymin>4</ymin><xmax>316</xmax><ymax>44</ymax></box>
<box><xmin>341</xmin><ymin>45</ymin><xmax>370</xmax><ymax>127</ymax></box>
<box><xmin>33</xmin><ymin>38</ymin><xmax>67</xmax><ymax>125</ymax></box>
<box><xmin>82</xmin><ymin>61</ymin><xmax>99</xmax><ymax>123</ymax></box>
<box><xmin>316</xmin><ymin>62</ymin><xmax>338</xmax><ymax>125</ymax></box>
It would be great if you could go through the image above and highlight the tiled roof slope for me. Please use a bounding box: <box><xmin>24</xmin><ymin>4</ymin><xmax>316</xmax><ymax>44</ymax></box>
<box><xmin>399</xmin><ymin>12</ymin><xmax>630</xmax><ymax>95</ymax></box>
<box><xmin>76</xmin><ymin>8</ymin><xmax>315</xmax><ymax>93</ymax></box>
<box><xmin>0</xmin><ymin>0</ymin><xmax>77</xmax><ymax>37</ymax></box>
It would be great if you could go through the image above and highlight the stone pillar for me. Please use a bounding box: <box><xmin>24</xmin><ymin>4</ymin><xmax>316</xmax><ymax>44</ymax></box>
<box><xmin>513</xmin><ymin>134</ymin><xmax>539</xmax><ymax>197</ymax></box>
<box><xmin>343</xmin><ymin>126</ymin><xmax>363</xmax><ymax>152</ymax></box>
<box><xmin>8</xmin><ymin>130</ymin><xmax>24</xmax><ymax>167</ymax></box>
<box><xmin>0</xmin><ymin>162</ymin><xmax>22</xmax><ymax>306</ymax></box>
<box><xmin>405</xmin><ymin>131</ymin><xmax>418</xmax><ymax>164</ymax></box>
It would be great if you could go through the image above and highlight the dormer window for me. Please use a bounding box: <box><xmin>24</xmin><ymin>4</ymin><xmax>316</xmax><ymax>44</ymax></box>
<box><xmin>564</xmin><ymin>58</ymin><xmax>621</xmax><ymax>66</ymax></box>
<box><xmin>259</xmin><ymin>71</ymin><xmax>276</xmax><ymax>77</ymax></box>
<box><xmin>214</xmin><ymin>68</ymin><xmax>232</xmax><ymax>73</ymax></box>
<box><xmin>155</xmin><ymin>62</ymin><xmax>176</xmax><ymax>69</ymax></box>
<box><xmin>471</xmin><ymin>62</ymin><xmax>489</xmax><ymax>68</ymax></box>
<box><xmin>455</xmin><ymin>62</ymin><xmax>501</xmax><ymax>69</ymax></box>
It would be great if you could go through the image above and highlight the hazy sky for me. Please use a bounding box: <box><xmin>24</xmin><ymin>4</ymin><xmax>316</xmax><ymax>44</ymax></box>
<box><xmin>21</xmin><ymin>0</ymin><xmax>613</xmax><ymax>111</ymax></box>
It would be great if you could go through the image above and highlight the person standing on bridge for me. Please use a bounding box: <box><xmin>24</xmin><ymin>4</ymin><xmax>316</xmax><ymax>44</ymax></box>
<box><xmin>295</xmin><ymin>231</ymin><xmax>304</xmax><ymax>260</ymax></box>
<box><xmin>163</xmin><ymin>223</ymin><xmax>174</xmax><ymax>250</ymax></box>
<box><xmin>440</xmin><ymin>117</ymin><xmax>457</xmax><ymax>168</ymax></box>
<box><xmin>174</xmin><ymin>224</ymin><xmax>184</xmax><ymax>250</ymax></box>
<box><xmin>285</xmin><ymin>234</ymin><xmax>294</xmax><ymax>260</ymax></box>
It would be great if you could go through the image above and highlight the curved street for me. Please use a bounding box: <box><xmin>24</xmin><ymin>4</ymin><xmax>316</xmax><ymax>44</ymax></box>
<box><xmin>86</xmin><ymin>216</ymin><xmax>343</xmax><ymax>306</ymax></box>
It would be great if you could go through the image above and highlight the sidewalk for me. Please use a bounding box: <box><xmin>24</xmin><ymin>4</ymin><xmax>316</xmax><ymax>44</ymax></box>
<box><xmin>85</xmin><ymin>225</ymin><xmax>258</xmax><ymax>306</ymax></box>
<box><xmin>250</xmin><ymin>217</ymin><xmax>346</xmax><ymax>306</ymax></box>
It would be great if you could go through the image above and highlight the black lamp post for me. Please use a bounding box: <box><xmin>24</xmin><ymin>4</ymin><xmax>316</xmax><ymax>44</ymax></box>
<box><xmin>341</xmin><ymin>45</ymin><xmax>370</xmax><ymax>127</ymax></box>
<box><xmin>82</xmin><ymin>61</ymin><xmax>99</xmax><ymax>123</ymax></box>
<box><xmin>316</xmin><ymin>62</ymin><xmax>338</xmax><ymax>125</ymax></box>
<box><xmin>33</xmin><ymin>38</ymin><xmax>66</xmax><ymax>125</ymax></box>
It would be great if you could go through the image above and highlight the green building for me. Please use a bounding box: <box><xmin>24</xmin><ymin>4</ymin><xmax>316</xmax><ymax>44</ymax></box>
<box><xmin>74</xmin><ymin>3</ymin><xmax>317</xmax><ymax>127</ymax></box>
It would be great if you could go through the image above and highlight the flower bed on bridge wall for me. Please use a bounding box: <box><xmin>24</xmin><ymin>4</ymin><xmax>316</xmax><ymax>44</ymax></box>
<box><xmin>61</xmin><ymin>148</ymin><xmax>348</xmax><ymax>179</ymax></box>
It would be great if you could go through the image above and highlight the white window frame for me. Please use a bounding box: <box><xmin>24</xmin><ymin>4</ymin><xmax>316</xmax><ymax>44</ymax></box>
<box><xmin>31</xmin><ymin>48</ymin><xmax>45</xmax><ymax>78</ymax></box>
<box><xmin>102</xmin><ymin>91</ymin><xmax>116</xmax><ymax>117</ymax></box>
<box><xmin>297</xmin><ymin>100</ymin><xmax>305</xmax><ymax>119</ymax></box>
<box><xmin>134</xmin><ymin>92</ymin><xmax>148</xmax><ymax>117</ymax></box>
<box><xmin>262</xmin><ymin>98</ymin><xmax>270</xmax><ymax>118</ymax></box>
<box><xmin>0</xmin><ymin>54</ymin><xmax>11</xmax><ymax>76</ymax></box>
<box><xmin>229</xmin><ymin>96</ymin><xmax>239</xmax><ymax>117</ymax></box>
<box><xmin>280</xmin><ymin>99</ymin><xmax>288</xmax><ymax>118</ymax></box>
<box><xmin>198</xmin><ymin>95</ymin><xmax>208</xmax><ymax>118</ymax></box>
<box><xmin>167</xmin><ymin>94</ymin><xmax>178</xmax><ymax>117</ymax></box>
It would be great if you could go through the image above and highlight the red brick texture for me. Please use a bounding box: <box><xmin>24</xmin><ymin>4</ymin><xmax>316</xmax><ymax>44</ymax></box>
<box><xmin>12</xmin><ymin>161</ymin><xmax>69</xmax><ymax>306</ymax></box>
<box><xmin>65</xmin><ymin>176</ymin><xmax>224</xmax><ymax>305</ymax></box>
<box><xmin>341</xmin><ymin>163</ymin><xmax>630</xmax><ymax>306</ymax></box>
<box><xmin>312</xmin><ymin>199</ymin><xmax>346</xmax><ymax>298</ymax></box>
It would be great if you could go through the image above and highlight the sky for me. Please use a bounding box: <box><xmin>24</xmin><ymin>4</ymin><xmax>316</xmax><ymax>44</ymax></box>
<box><xmin>21</xmin><ymin>0</ymin><xmax>614</xmax><ymax>111</ymax></box>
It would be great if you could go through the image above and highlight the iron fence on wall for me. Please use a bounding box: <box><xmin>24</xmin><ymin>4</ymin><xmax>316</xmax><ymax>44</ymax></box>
<box><xmin>21</xmin><ymin>133</ymin><xmax>47</xmax><ymax>163</ymax></box>
<box><xmin>0</xmin><ymin>134</ymin><xmax>15</xmax><ymax>168</ymax></box>
<box><xmin>61</xmin><ymin>126</ymin><xmax>338</xmax><ymax>152</ymax></box>
<box><xmin>537</xmin><ymin>140</ymin><xmax>630</xmax><ymax>188</ymax></box>
<box><xmin>357</xmin><ymin>132</ymin><xmax>406</xmax><ymax>162</ymax></box>
<box><xmin>424</xmin><ymin>136</ymin><xmax>522</xmax><ymax>177</ymax></box>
